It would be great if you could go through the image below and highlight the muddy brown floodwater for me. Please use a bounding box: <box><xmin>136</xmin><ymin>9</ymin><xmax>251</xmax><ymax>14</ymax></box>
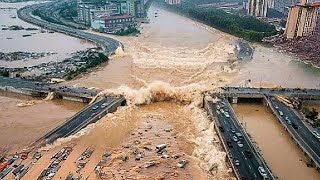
<box><xmin>232</xmin><ymin>103</ymin><xmax>320</xmax><ymax>180</ymax></box>
<box><xmin>0</xmin><ymin>91</ymin><xmax>85</xmax><ymax>155</ymax></box>
<box><xmin>0</xmin><ymin>1</ymin><xmax>94</xmax><ymax>68</ymax></box>
<box><xmin>23</xmin><ymin>102</ymin><xmax>234</xmax><ymax>179</ymax></box>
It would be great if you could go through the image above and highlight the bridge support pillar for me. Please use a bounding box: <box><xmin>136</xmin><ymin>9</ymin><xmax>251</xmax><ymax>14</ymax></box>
<box><xmin>231</xmin><ymin>97</ymin><xmax>238</xmax><ymax>104</ymax></box>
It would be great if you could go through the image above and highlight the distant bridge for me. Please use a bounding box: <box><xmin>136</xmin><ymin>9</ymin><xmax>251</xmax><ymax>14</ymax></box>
<box><xmin>0</xmin><ymin>76</ymin><xmax>97</xmax><ymax>102</ymax></box>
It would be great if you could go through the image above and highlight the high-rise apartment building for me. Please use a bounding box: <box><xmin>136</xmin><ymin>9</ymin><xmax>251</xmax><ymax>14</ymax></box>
<box><xmin>284</xmin><ymin>0</ymin><xmax>320</xmax><ymax>38</ymax></box>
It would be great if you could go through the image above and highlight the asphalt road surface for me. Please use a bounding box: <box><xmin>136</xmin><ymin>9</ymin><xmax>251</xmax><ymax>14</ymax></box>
<box><xmin>208</xmin><ymin>96</ymin><xmax>274</xmax><ymax>180</ymax></box>
<box><xmin>42</xmin><ymin>97</ymin><xmax>113</xmax><ymax>144</ymax></box>
<box><xmin>267</xmin><ymin>96</ymin><xmax>320</xmax><ymax>168</ymax></box>
<box><xmin>0</xmin><ymin>76</ymin><xmax>97</xmax><ymax>96</ymax></box>
<box><xmin>17</xmin><ymin>2</ymin><xmax>121</xmax><ymax>54</ymax></box>
<box><xmin>221</xmin><ymin>87</ymin><xmax>320</xmax><ymax>97</ymax></box>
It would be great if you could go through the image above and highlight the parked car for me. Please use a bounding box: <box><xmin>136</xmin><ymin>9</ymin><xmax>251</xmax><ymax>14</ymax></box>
<box><xmin>226</xmin><ymin>140</ymin><xmax>233</xmax><ymax>148</ymax></box>
<box><xmin>245</xmin><ymin>150</ymin><xmax>252</xmax><ymax>158</ymax></box>
<box><xmin>258</xmin><ymin>166</ymin><xmax>268</xmax><ymax>179</ymax></box>
<box><xmin>312</xmin><ymin>131</ymin><xmax>320</xmax><ymax>139</ymax></box>
<box><xmin>234</xmin><ymin>158</ymin><xmax>240</xmax><ymax>166</ymax></box>
<box><xmin>291</xmin><ymin>122</ymin><xmax>298</xmax><ymax>129</ymax></box>
<box><xmin>230</xmin><ymin>127</ymin><xmax>235</xmax><ymax>133</ymax></box>
<box><xmin>287</xmin><ymin>119</ymin><xmax>292</xmax><ymax>125</ymax></box>
<box><xmin>218</xmin><ymin>126</ymin><xmax>225</xmax><ymax>132</ymax></box>
<box><xmin>224</xmin><ymin>112</ymin><xmax>230</xmax><ymax>118</ymax></box>
<box><xmin>237</xmin><ymin>141</ymin><xmax>243</xmax><ymax>148</ymax></box>
<box><xmin>92</xmin><ymin>105</ymin><xmax>99</xmax><ymax>110</ymax></box>
<box><xmin>278</xmin><ymin>111</ymin><xmax>283</xmax><ymax>116</ymax></box>
<box><xmin>232</xmin><ymin>135</ymin><xmax>238</xmax><ymax>142</ymax></box>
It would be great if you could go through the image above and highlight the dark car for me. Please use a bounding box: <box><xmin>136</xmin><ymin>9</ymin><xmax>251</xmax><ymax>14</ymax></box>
<box><xmin>226</xmin><ymin>140</ymin><xmax>233</xmax><ymax>148</ymax></box>
<box><xmin>218</xmin><ymin>126</ymin><xmax>225</xmax><ymax>132</ymax></box>
<box><xmin>291</xmin><ymin>122</ymin><xmax>298</xmax><ymax>129</ymax></box>
<box><xmin>245</xmin><ymin>150</ymin><xmax>252</xmax><ymax>158</ymax></box>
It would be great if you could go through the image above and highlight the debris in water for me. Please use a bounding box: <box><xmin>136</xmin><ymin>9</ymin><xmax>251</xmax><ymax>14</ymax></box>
<box><xmin>177</xmin><ymin>159</ymin><xmax>187</xmax><ymax>168</ymax></box>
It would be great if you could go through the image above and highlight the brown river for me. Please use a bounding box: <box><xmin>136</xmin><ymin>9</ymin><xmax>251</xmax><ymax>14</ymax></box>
<box><xmin>1</xmin><ymin>1</ymin><xmax>320</xmax><ymax>179</ymax></box>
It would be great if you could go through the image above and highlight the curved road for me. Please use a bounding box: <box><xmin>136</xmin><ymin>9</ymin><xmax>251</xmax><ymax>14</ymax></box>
<box><xmin>17</xmin><ymin>1</ymin><xmax>122</xmax><ymax>55</ymax></box>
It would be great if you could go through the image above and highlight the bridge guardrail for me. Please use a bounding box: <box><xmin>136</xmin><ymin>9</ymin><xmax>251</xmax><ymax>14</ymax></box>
<box><xmin>223</xmin><ymin>96</ymin><xmax>276</xmax><ymax>180</ymax></box>
<box><xmin>31</xmin><ymin>96</ymin><xmax>107</xmax><ymax>146</ymax></box>
<box><xmin>204</xmin><ymin>97</ymin><xmax>242</xmax><ymax>180</ymax></box>
<box><xmin>65</xmin><ymin>96</ymin><xmax>126</xmax><ymax>137</ymax></box>
<box><xmin>265</xmin><ymin>96</ymin><xmax>320</xmax><ymax>169</ymax></box>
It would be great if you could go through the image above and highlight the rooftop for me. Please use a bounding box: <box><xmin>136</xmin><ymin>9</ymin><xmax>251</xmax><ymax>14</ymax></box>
<box><xmin>94</xmin><ymin>14</ymin><xmax>134</xmax><ymax>20</ymax></box>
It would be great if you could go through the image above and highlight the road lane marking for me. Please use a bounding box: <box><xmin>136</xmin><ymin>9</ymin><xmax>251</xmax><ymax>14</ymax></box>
<box><xmin>254</xmin><ymin>173</ymin><xmax>257</xmax><ymax>177</ymax></box>
<box><xmin>248</xmin><ymin>165</ymin><xmax>252</xmax><ymax>169</ymax></box>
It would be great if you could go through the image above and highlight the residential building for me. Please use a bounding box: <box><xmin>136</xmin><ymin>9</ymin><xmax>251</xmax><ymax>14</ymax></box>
<box><xmin>165</xmin><ymin>0</ymin><xmax>181</xmax><ymax>5</ymax></box>
<box><xmin>77</xmin><ymin>0</ymin><xmax>144</xmax><ymax>27</ymax></box>
<box><xmin>273</xmin><ymin>0</ymin><xmax>298</xmax><ymax>13</ymax></box>
<box><xmin>91</xmin><ymin>14</ymin><xmax>135</xmax><ymax>32</ymax></box>
<box><xmin>248</xmin><ymin>0</ymin><xmax>268</xmax><ymax>17</ymax></box>
<box><xmin>284</xmin><ymin>0</ymin><xmax>320</xmax><ymax>38</ymax></box>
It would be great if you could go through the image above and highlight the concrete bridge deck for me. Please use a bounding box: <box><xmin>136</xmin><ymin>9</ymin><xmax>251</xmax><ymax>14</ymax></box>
<box><xmin>0</xmin><ymin>76</ymin><xmax>97</xmax><ymax>102</ymax></box>
<box><xmin>34</xmin><ymin>96</ymin><xmax>126</xmax><ymax>146</ymax></box>
<box><xmin>218</xmin><ymin>87</ymin><xmax>320</xmax><ymax>99</ymax></box>
<box><xmin>265</xmin><ymin>96</ymin><xmax>320</xmax><ymax>169</ymax></box>
<box><xmin>204</xmin><ymin>95</ymin><xmax>275</xmax><ymax>179</ymax></box>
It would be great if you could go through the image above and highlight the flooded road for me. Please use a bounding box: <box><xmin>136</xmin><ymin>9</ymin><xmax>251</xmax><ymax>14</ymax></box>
<box><xmin>232</xmin><ymin>103</ymin><xmax>320</xmax><ymax>180</ymax></box>
<box><xmin>0</xmin><ymin>91</ymin><xmax>85</xmax><ymax>154</ymax></box>
<box><xmin>0</xmin><ymin>1</ymin><xmax>94</xmax><ymax>68</ymax></box>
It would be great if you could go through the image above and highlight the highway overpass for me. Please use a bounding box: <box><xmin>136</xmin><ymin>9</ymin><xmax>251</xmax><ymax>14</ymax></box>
<box><xmin>265</xmin><ymin>96</ymin><xmax>320</xmax><ymax>169</ymax></box>
<box><xmin>17</xmin><ymin>2</ymin><xmax>122</xmax><ymax>56</ymax></box>
<box><xmin>34</xmin><ymin>96</ymin><xmax>126</xmax><ymax>146</ymax></box>
<box><xmin>0</xmin><ymin>76</ymin><xmax>97</xmax><ymax>102</ymax></box>
<box><xmin>204</xmin><ymin>95</ymin><xmax>275</xmax><ymax>180</ymax></box>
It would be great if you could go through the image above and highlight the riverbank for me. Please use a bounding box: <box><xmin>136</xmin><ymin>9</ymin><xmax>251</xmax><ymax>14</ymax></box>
<box><xmin>271</xmin><ymin>31</ymin><xmax>320</xmax><ymax>68</ymax></box>
<box><xmin>0</xmin><ymin>48</ymin><xmax>108</xmax><ymax>82</ymax></box>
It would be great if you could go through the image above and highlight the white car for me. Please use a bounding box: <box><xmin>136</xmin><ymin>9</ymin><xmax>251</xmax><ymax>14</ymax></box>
<box><xmin>237</xmin><ymin>141</ymin><xmax>243</xmax><ymax>148</ymax></box>
<box><xmin>232</xmin><ymin>135</ymin><xmax>238</xmax><ymax>142</ymax></box>
<box><xmin>224</xmin><ymin>112</ymin><xmax>230</xmax><ymax>118</ymax></box>
<box><xmin>234</xmin><ymin>159</ymin><xmax>240</xmax><ymax>166</ymax></box>
<box><xmin>313</xmin><ymin>131</ymin><xmax>320</xmax><ymax>139</ymax></box>
<box><xmin>258</xmin><ymin>166</ymin><xmax>268</xmax><ymax>179</ymax></box>
<box><xmin>279</xmin><ymin>111</ymin><xmax>283</xmax><ymax>116</ymax></box>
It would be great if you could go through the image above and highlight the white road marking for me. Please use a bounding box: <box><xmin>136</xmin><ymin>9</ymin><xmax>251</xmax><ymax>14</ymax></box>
<box><xmin>248</xmin><ymin>165</ymin><xmax>252</xmax><ymax>169</ymax></box>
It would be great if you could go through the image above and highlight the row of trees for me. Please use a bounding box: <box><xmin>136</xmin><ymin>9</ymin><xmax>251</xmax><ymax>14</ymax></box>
<box><xmin>163</xmin><ymin>0</ymin><xmax>278</xmax><ymax>42</ymax></box>
<box><xmin>302</xmin><ymin>107</ymin><xmax>320</xmax><ymax>127</ymax></box>
<box><xmin>64</xmin><ymin>53</ymin><xmax>108</xmax><ymax>80</ymax></box>
<box><xmin>186</xmin><ymin>8</ymin><xmax>277</xmax><ymax>42</ymax></box>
